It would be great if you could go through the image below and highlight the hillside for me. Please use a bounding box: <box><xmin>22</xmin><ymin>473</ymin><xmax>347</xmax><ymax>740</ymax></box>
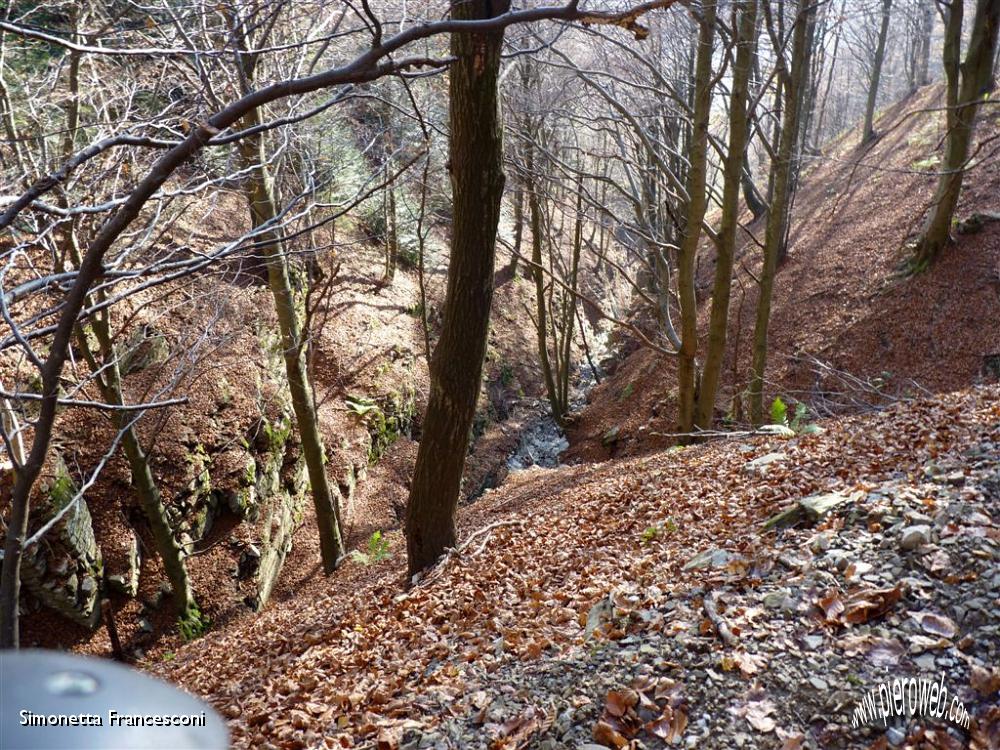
<box><xmin>13</xmin><ymin>197</ymin><xmax>597</xmax><ymax>655</ymax></box>
<box><xmin>152</xmin><ymin>386</ymin><xmax>1000</xmax><ymax>749</ymax></box>
<box><xmin>133</xmin><ymin>82</ymin><xmax>1000</xmax><ymax>750</ymax></box>
<box><xmin>565</xmin><ymin>83</ymin><xmax>1000</xmax><ymax>464</ymax></box>
<box><xmin>2</xmin><ymin>4</ymin><xmax>999</xmax><ymax>750</ymax></box>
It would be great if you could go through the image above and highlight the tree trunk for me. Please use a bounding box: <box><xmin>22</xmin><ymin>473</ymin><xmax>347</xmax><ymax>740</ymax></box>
<box><xmin>80</xmin><ymin>308</ymin><xmax>198</xmax><ymax>620</ymax></box>
<box><xmin>911</xmin><ymin>0</ymin><xmax>999</xmax><ymax>270</ymax></box>
<box><xmin>509</xmin><ymin>182</ymin><xmax>524</xmax><ymax>278</ymax></box>
<box><xmin>862</xmin><ymin>0</ymin><xmax>893</xmax><ymax>144</ymax></box>
<box><xmin>236</xmin><ymin>112</ymin><xmax>345</xmax><ymax>573</ymax></box>
<box><xmin>696</xmin><ymin>0</ymin><xmax>758</xmax><ymax>431</ymax></box>
<box><xmin>914</xmin><ymin>0</ymin><xmax>934</xmax><ymax>89</ymax></box>
<box><xmin>749</xmin><ymin>0</ymin><xmax>816</xmax><ymax>425</ymax></box>
<box><xmin>384</xmin><ymin>181</ymin><xmax>399</xmax><ymax>282</ymax></box>
<box><xmin>676</xmin><ymin>0</ymin><xmax>717</xmax><ymax>437</ymax></box>
<box><xmin>527</xmin><ymin>141</ymin><xmax>563</xmax><ymax>423</ymax></box>
<box><xmin>812</xmin><ymin>0</ymin><xmax>846</xmax><ymax>147</ymax></box>
<box><xmin>226</xmin><ymin>14</ymin><xmax>346</xmax><ymax>573</ymax></box>
<box><xmin>405</xmin><ymin>0</ymin><xmax>510</xmax><ymax>577</ymax></box>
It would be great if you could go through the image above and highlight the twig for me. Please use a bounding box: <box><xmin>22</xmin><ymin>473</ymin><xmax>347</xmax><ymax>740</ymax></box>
<box><xmin>704</xmin><ymin>592</ymin><xmax>738</xmax><ymax>648</ymax></box>
<box><xmin>414</xmin><ymin>520</ymin><xmax>527</xmax><ymax>587</ymax></box>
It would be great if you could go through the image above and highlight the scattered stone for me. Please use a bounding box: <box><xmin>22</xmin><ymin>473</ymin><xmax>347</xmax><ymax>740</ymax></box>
<box><xmin>743</xmin><ymin>453</ymin><xmax>787</xmax><ymax>476</ymax></box>
<box><xmin>899</xmin><ymin>525</ymin><xmax>931</xmax><ymax>551</ymax></box>
<box><xmin>763</xmin><ymin>490</ymin><xmax>856</xmax><ymax>530</ymax></box>
<box><xmin>683</xmin><ymin>548</ymin><xmax>739</xmax><ymax>571</ymax></box>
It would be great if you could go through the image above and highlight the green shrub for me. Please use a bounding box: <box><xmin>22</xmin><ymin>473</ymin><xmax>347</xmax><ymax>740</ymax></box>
<box><xmin>350</xmin><ymin>530</ymin><xmax>392</xmax><ymax>565</ymax></box>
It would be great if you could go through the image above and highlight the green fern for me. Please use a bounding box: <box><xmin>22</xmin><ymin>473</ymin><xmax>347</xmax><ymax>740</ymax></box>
<box><xmin>770</xmin><ymin>396</ymin><xmax>788</xmax><ymax>426</ymax></box>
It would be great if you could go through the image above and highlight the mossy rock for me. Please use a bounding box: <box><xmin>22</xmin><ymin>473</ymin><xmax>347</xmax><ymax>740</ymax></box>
<box><xmin>120</xmin><ymin>327</ymin><xmax>169</xmax><ymax>375</ymax></box>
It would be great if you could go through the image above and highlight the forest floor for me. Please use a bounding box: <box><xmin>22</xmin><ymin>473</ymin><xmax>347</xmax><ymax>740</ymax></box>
<box><xmin>145</xmin><ymin>80</ymin><xmax>999</xmax><ymax>750</ymax></box>
<box><xmin>565</xmin><ymin>82</ymin><xmax>1000</xmax><ymax>464</ymax></box>
<box><xmin>16</xmin><ymin>200</ymin><xmax>556</xmax><ymax>656</ymax></box>
<box><xmin>153</xmin><ymin>386</ymin><xmax>1000</xmax><ymax>750</ymax></box>
<box><xmin>16</xmin><ymin>79</ymin><xmax>999</xmax><ymax>750</ymax></box>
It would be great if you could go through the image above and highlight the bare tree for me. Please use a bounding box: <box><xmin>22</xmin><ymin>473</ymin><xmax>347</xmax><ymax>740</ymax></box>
<box><xmin>862</xmin><ymin>0</ymin><xmax>893</xmax><ymax>144</ymax></box>
<box><xmin>749</xmin><ymin>0</ymin><xmax>818</xmax><ymax>425</ymax></box>
<box><xmin>909</xmin><ymin>0</ymin><xmax>1000</xmax><ymax>270</ymax></box>
<box><xmin>696</xmin><ymin>0</ymin><xmax>759</xmax><ymax>430</ymax></box>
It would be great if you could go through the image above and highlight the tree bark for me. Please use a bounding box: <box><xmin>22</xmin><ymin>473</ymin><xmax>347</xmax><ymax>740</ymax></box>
<box><xmin>913</xmin><ymin>0</ymin><xmax>934</xmax><ymax>89</ymax></box>
<box><xmin>82</xmin><ymin>310</ymin><xmax>197</xmax><ymax>619</ymax></box>
<box><xmin>749</xmin><ymin>0</ymin><xmax>816</xmax><ymax>425</ymax></box>
<box><xmin>862</xmin><ymin>0</ymin><xmax>893</xmax><ymax>144</ymax></box>
<box><xmin>696</xmin><ymin>0</ymin><xmax>758</xmax><ymax>431</ymax></box>
<box><xmin>228</xmin><ymin>19</ymin><xmax>346</xmax><ymax>573</ymax></box>
<box><xmin>405</xmin><ymin>0</ymin><xmax>510</xmax><ymax>577</ymax></box>
<box><xmin>527</xmin><ymin>139</ymin><xmax>563</xmax><ymax>423</ymax></box>
<box><xmin>236</xmin><ymin>116</ymin><xmax>346</xmax><ymax>572</ymax></box>
<box><xmin>911</xmin><ymin>0</ymin><xmax>999</xmax><ymax>270</ymax></box>
<box><xmin>676</xmin><ymin>0</ymin><xmax>717</xmax><ymax>437</ymax></box>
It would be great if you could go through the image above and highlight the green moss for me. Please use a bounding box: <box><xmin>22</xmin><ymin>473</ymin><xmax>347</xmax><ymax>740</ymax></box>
<box><xmin>499</xmin><ymin>363</ymin><xmax>515</xmax><ymax>387</ymax></box>
<box><xmin>472</xmin><ymin>410</ymin><xmax>491</xmax><ymax>441</ymax></box>
<box><xmin>184</xmin><ymin>444</ymin><xmax>212</xmax><ymax>495</ymax></box>
<box><xmin>47</xmin><ymin>461</ymin><xmax>77</xmax><ymax>511</ymax></box>
<box><xmin>261</xmin><ymin>416</ymin><xmax>292</xmax><ymax>453</ymax></box>
<box><xmin>178</xmin><ymin>605</ymin><xmax>209</xmax><ymax>642</ymax></box>
<box><xmin>345</xmin><ymin>388</ymin><xmax>416</xmax><ymax>465</ymax></box>
<box><xmin>243</xmin><ymin>456</ymin><xmax>257</xmax><ymax>486</ymax></box>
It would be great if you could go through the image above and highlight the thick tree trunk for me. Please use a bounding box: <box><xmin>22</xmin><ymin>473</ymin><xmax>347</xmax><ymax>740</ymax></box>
<box><xmin>911</xmin><ymin>0</ymin><xmax>999</xmax><ymax>270</ymax></box>
<box><xmin>749</xmin><ymin>0</ymin><xmax>816</xmax><ymax>425</ymax></box>
<box><xmin>862</xmin><ymin>0</ymin><xmax>893</xmax><ymax>144</ymax></box>
<box><xmin>405</xmin><ymin>0</ymin><xmax>509</xmax><ymax>577</ymax></box>
<box><xmin>676</xmin><ymin>0</ymin><xmax>717</xmax><ymax>437</ymax></box>
<box><xmin>696</xmin><ymin>0</ymin><xmax>758</xmax><ymax>431</ymax></box>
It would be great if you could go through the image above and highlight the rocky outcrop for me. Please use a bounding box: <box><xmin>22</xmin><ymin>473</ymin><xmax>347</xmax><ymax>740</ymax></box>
<box><xmin>19</xmin><ymin>457</ymin><xmax>103</xmax><ymax>628</ymax></box>
<box><xmin>14</xmin><ymin>314</ymin><xmax>313</xmax><ymax>626</ymax></box>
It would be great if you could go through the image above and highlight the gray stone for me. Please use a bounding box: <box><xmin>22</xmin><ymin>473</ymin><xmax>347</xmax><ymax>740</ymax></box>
<box><xmin>764</xmin><ymin>491</ymin><xmax>856</xmax><ymax>530</ymax></box>
<box><xmin>743</xmin><ymin>452</ymin><xmax>787</xmax><ymax>476</ymax></box>
<box><xmin>802</xmin><ymin>635</ymin><xmax>824</xmax><ymax>651</ymax></box>
<box><xmin>899</xmin><ymin>525</ymin><xmax>931</xmax><ymax>551</ymax></box>
<box><xmin>887</xmin><ymin>726</ymin><xmax>906</xmax><ymax>746</ymax></box>
<box><xmin>683</xmin><ymin>548</ymin><xmax>740</xmax><ymax>571</ymax></box>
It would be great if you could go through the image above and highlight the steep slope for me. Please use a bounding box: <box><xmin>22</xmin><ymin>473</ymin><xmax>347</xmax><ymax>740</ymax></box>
<box><xmin>565</xmin><ymin>83</ymin><xmax>1000</xmax><ymax>463</ymax></box>
<box><xmin>151</xmin><ymin>386</ymin><xmax>1000</xmax><ymax>749</ymax></box>
<box><xmin>11</xmin><ymin>193</ymin><xmax>556</xmax><ymax>656</ymax></box>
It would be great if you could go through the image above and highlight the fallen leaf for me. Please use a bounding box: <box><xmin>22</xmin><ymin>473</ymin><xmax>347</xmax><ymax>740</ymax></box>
<box><xmin>867</xmin><ymin>637</ymin><xmax>905</xmax><ymax>666</ymax></box>
<box><xmin>605</xmin><ymin>689</ymin><xmax>638</xmax><ymax>718</ymax></box>
<box><xmin>737</xmin><ymin>698</ymin><xmax>777</xmax><ymax>733</ymax></box>
<box><xmin>908</xmin><ymin>610</ymin><xmax>958</xmax><ymax>639</ymax></box>
<box><xmin>970</xmin><ymin>665</ymin><xmax>1000</xmax><ymax>697</ymax></box>
<box><xmin>817</xmin><ymin>590</ymin><xmax>845</xmax><ymax>622</ymax></box>
<box><xmin>592</xmin><ymin>720</ymin><xmax>628</xmax><ymax>748</ymax></box>
<box><xmin>844</xmin><ymin>585</ymin><xmax>903</xmax><ymax>624</ymax></box>
<box><xmin>734</xmin><ymin>651</ymin><xmax>767</xmax><ymax>676</ymax></box>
